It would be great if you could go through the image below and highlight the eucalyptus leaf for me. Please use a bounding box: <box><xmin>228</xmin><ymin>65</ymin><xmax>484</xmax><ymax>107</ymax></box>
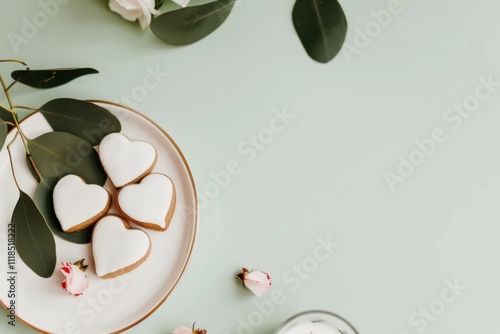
<box><xmin>38</xmin><ymin>98</ymin><xmax>121</xmax><ymax>146</ymax></box>
<box><xmin>292</xmin><ymin>0</ymin><xmax>348</xmax><ymax>63</ymax></box>
<box><xmin>0</xmin><ymin>105</ymin><xmax>14</xmax><ymax>130</ymax></box>
<box><xmin>0</xmin><ymin>122</ymin><xmax>6</xmax><ymax>151</ymax></box>
<box><xmin>13</xmin><ymin>191</ymin><xmax>56</xmax><ymax>278</ymax></box>
<box><xmin>151</xmin><ymin>0</ymin><xmax>236</xmax><ymax>45</ymax></box>
<box><xmin>34</xmin><ymin>177</ymin><xmax>92</xmax><ymax>244</ymax></box>
<box><xmin>28</xmin><ymin>132</ymin><xmax>106</xmax><ymax>185</ymax></box>
<box><xmin>11</xmin><ymin>68</ymin><xmax>98</xmax><ymax>89</ymax></box>
<box><xmin>155</xmin><ymin>0</ymin><xmax>164</xmax><ymax>9</ymax></box>
<box><xmin>25</xmin><ymin>154</ymin><xmax>41</xmax><ymax>183</ymax></box>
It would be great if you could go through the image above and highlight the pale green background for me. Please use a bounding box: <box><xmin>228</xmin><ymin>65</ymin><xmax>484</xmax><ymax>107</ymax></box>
<box><xmin>1</xmin><ymin>0</ymin><xmax>500</xmax><ymax>333</ymax></box>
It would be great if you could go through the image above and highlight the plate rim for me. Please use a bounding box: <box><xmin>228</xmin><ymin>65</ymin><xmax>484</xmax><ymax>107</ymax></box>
<box><xmin>0</xmin><ymin>100</ymin><xmax>199</xmax><ymax>334</ymax></box>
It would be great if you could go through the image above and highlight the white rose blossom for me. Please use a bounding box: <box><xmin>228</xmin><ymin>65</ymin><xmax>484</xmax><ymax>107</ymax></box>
<box><xmin>109</xmin><ymin>0</ymin><xmax>160</xmax><ymax>29</ymax></box>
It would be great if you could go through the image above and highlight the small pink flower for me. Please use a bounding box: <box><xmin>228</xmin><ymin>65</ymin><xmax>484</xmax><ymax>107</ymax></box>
<box><xmin>60</xmin><ymin>259</ymin><xmax>89</xmax><ymax>297</ymax></box>
<box><xmin>236</xmin><ymin>267</ymin><xmax>271</xmax><ymax>297</ymax></box>
<box><xmin>173</xmin><ymin>323</ymin><xmax>207</xmax><ymax>334</ymax></box>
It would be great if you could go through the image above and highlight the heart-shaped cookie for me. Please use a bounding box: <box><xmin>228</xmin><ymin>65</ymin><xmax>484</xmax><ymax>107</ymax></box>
<box><xmin>92</xmin><ymin>215</ymin><xmax>152</xmax><ymax>278</ymax></box>
<box><xmin>116</xmin><ymin>173</ymin><xmax>176</xmax><ymax>231</ymax></box>
<box><xmin>99</xmin><ymin>133</ymin><xmax>157</xmax><ymax>188</ymax></box>
<box><xmin>53</xmin><ymin>175</ymin><xmax>111</xmax><ymax>233</ymax></box>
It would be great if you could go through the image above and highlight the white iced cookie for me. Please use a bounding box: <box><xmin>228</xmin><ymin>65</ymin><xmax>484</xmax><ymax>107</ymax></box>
<box><xmin>53</xmin><ymin>175</ymin><xmax>111</xmax><ymax>233</ymax></box>
<box><xmin>98</xmin><ymin>133</ymin><xmax>157</xmax><ymax>188</ymax></box>
<box><xmin>92</xmin><ymin>215</ymin><xmax>151</xmax><ymax>279</ymax></box>
<box><xmin>116</xmin><ymin>173</ymin><xmax>176</xmax><ymax>232</ymax></box>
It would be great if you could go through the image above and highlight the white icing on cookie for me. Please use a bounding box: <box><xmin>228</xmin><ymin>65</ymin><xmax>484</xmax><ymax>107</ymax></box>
<box><xmin>53</xmin><ymin>175</ymin><xmax>110</xmax><ymax>232</ymax></box>
<box><xmin>117</xmin><ymin>174</ymin><xmax>175</xmax><ymax>230</ymax></box>
<box><xmin>98</xmin><ymin>133</ymin><xmax>156</xmax><ymax>188</ymax></box>
<box><xmin>92</xmin><ymin>216</ymin><xmax>151</xmax><ymax>278</ymax></box>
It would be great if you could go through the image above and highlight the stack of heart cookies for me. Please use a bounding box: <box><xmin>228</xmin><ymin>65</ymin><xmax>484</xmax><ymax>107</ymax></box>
<box><xmin>52</xmin><ymin>133</ymin><xmax>176</xmax><ymax>279</ymax></box>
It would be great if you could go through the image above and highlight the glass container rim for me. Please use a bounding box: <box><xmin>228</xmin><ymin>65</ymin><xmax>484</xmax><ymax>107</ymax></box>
<box><xmin>275</xmin><ymin>310</ymin><xmax>359</xmax><ymax>334</ymax></box>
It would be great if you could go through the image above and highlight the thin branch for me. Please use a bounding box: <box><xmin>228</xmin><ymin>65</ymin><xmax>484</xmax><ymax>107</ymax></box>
<box><xmin>0</xmin><ymin>102</ymin><xmax>12</xmax><ymax>112</ymax></box>
<box><xmin>0</xmin><ymin>74</ymin><xmax>31</xmax><ymax>155</ymax></box>
<box><xmin>0</xmin><ymin>120</ymin><xmax>15</xmax><ymax>127</ymax></box>
<box><xmin>27</xmin><ymin>155</ymin><xmax>42</xmax><ymax>182</ymax></box>
<box><xmin>0</xmin><ymin>74</ymin><xmax>15</xmax><ymax>109</ymax></box>
<box><xmin>12</xmin><ymin>105</ymin><xmax>36</xmax><ymax>112</ymax></box>
<box><xmin>6</xmin><ymin>77</ymin><xmax>21</xmax><ymax>92</ymax></box>
<box><xmin>0</xmin><ymin>59</ymin><xmax>27</xmax><ymax>66</ymax></box>
<box><xmin>0</xmin><ymin>59</ymin><xmax>28</xmax><ymax>92</ymax></box>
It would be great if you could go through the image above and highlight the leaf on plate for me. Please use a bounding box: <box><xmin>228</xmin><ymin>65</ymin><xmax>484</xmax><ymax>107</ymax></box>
<box><xmin>0</xmin><ymin>105</ymin><xmax>15</xmax><ymax>130</ymax></box>
<box><xmin>150</xmin><ymin>0</ymin><xmax>236</xmax><ymax>45</ymax></box>
<box><xmin>34</xmin><ymin>177</ymin><xmax>92</xmax><ymax>244</ymax></box>
<box><xmin>38</xmin><ymin>98</ymin><xmax>121</xmax><ymax>146</ymax></box>
<box><xmin>28</xmin><ymin>132</ymin><xmax>107</xmax><ymax>185</ymax></box>
<box><xmin>13</xmin><ymin>191</ymin><xmax>57</xmax><ymax>278</ymax></box>
<box><xmin>0</xmin><ymin>121</ymin><xmax>6</xmax><ymax>151</ymax></box>
<box><xmin>292</xmin><ymin>0</ymin><xmax>348</xmax><ymax>63</ymax></box>
<box><xmin>11</xmin><ymin>68</ymin><xmax>98</xmax><ymax>89</ymax></box>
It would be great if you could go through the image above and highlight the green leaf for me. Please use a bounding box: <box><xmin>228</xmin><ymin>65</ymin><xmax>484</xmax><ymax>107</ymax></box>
<box><xmin>13</xmin><ymin>191</ymin><xmax>56</xmax><ymax>278</ymax></box>
<box><xmin>28</xmin><ymin>132</ymin><xmax>107</xmax><ymax>185</ymax></box>
<box><xmin>34</xmin><ymin>177</ymin><xmax>92</xmax><ymax>244</ymax></box>
<box><xmin>155</xmin><ymin>0</ymin><xmax>164</xmax><ymax>10</ymax></box>
<box><xmin>25</xmin><ymin>154</ymin><xmax>41</xmax><ymax>183</ymax></box>
<box><xmin>292</xmin><ymin>0</ymin><xmax>348</xmax><ymax>63</ymax></box>
<box><xmin>38</xmin><ymin>98</ymin><xmax>121</xmax><ymax>146</ymax></box>
<box><xmin>0</xmin><ymin>121</ymin><xmax>6</xmax><ymax>151</ymax></box>
<box><xmin>0</xmin><ymin>105</ymin><xmax>15</xmax><ymax>130</ymax></box>
<box><xmin>151</xmin><ymin>0</ymin><xmax>236</xmax><ymax>45</ymax></box>
<box><xmin>11</xmin><ymin>68</ymin><xmax>98</xmax><ymax>89</ymax></box>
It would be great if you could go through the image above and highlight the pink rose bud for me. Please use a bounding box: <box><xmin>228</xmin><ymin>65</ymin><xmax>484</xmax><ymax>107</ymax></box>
<box><xmin>60</xmin><ymin>259</ymin><xmax>89</xmax><ymax>297</ymax></box>
<box><xmin>236</xmin><ymin>267</ymin><xmax>271</xmax><ymax>297</ymax></box>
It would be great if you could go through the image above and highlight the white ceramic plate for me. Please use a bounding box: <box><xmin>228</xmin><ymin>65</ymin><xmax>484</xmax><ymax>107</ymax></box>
<box><xmin>0</xmin><ymin>102</ymin><xmax>198</xmax><ymax>333</ymax></box>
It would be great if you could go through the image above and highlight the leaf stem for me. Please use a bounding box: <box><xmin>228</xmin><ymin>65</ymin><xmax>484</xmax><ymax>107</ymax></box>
<box><xmin>0</xmin><ymin>59</ymin><xmax>28</xmax><ymax>66</ymax></box>
<box><xmin>0</xmin><ymin>120</ymin><xmax>15</xmax><ymax>127</ymax></box>
<box><xmin>0</xmin><ymin>102</ymin><xmax>12</xmax><ymax>112</ymax></box>
<box><xmin>6</xmin><ymin>78</ymin><xmax>21</xmax><ymax>92</ymax></box>
<box><xmin>1</xmin><ymin>75</ymin><xmax>16</xmax><ymax>109</ymax></box>
<box><xmin>27</xmin><ymin>154</ymin><xmax>43</xmax><ymax>182</ymax></box>
<box><xmin>0</xmin><ymin>74</ymin><xmax>31</xmax><ymax>155</ymax></box>
<box><xmin>7</xmin><ymin>131</ymin><xmax>22</xmax><ymax>191</ymax></box>
<box><xmin>12</xmin><ymin>105</ymin><xmax>37</xmax><ymax>112</ymax></box>
<box><xmin>0</xmin><ymin>59</ymin><xmax>28</xmax><ymax>92</ymax></box>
